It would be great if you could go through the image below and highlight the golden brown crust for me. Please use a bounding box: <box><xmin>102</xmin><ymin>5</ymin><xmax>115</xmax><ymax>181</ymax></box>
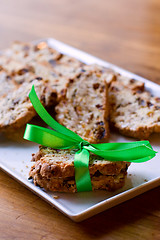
<box><xmin>29</xmin><ymin>171</ymin><xmax>126</xmax><ymax>193</ymax></box>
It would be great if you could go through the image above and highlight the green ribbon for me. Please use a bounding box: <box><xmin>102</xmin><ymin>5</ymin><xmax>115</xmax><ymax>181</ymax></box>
<box><xmin>23</xmin><ymin>85</ymin><xmax>157</xmax><ymax>192</ymax></box>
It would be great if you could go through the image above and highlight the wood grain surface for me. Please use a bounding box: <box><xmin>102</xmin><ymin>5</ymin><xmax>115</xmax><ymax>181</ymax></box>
<box><xmin>0</xmin><ymin>0</ymin><xmax>160</xmax><ymax>239</ymax></box>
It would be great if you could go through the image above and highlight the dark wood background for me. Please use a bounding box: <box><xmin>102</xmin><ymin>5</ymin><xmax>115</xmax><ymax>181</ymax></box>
<box><xmin>0</xmin><ymin>0</ymin><xmax>160</xmax><ymax>239</ymax></box>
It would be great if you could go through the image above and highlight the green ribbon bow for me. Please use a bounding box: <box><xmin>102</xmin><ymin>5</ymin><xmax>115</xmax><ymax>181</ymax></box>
<box><xmin>24</xmin><ymin>85</ymin><xmax>157</xmax><ymax>192</ymax></box>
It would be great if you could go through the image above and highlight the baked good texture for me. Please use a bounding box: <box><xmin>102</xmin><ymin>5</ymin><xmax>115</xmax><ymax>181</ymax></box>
<box><xmin>0</xmin><ymin>41</ymin><xmax>84</xmax><ymax>102</ymax></box>
<box><xmin>29</xmin><ymin>146</ymin><xmax>130</xmax><ymax>193</ymax></box>
<box><xmin>0</xmin><ymin>41</ymin><xmax>84</xmax><ymax>131</ymax></box>
<box><xmin>0</xmin><ymin>79</ymin><xmax>56</xmax><ymax>131</ymax></box>
<box><xmin>55</xmin><ymin>65</ymin><xmax>110</xmax><ymax>143</ymax></box>
<box><xmin>108</xmin><ymin>77</ymin><xmax>160</xmax><ymax>139</ymax></box>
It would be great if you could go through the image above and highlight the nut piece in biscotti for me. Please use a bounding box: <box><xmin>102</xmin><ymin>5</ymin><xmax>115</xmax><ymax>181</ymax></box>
<box><xmin>29</xmin><ymin>146</ymin><xmax>130</xmax><ymax>193</ymax></box>
<box><xmin>55</xmin><ymin>65</ymin><xmax>110</xmax><ymax>143</ymax></box>
<box><xmin>109</xmin><ymin>79</ymin><xmax>160</xmax><ymax>139</ymax></box>
<box><xmin>0</xmin><ymin>79</ymin><xmax>56</xmax><ymax>132</ymax></box>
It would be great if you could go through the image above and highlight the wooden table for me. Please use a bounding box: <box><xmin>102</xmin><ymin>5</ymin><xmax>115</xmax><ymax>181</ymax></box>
<box><xmin>0</xmin><ymin>0</ymin><xmax>160</xmax><ymax>239</ymax></box>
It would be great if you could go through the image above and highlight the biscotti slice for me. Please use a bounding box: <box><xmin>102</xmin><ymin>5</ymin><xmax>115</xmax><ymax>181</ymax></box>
<box><xmin>109</xmin><ymin>80</ymin><xmax>160</xmax><ymax>139</ymax></box>
<box><xmin>0</xmin><ymin>41</ymin><xmax>62</xmax><ymax>76</ymax></box>
<box><xmin>29</xmin><ymin>146</ymin><xmax>130</xmax><ymax>193</ymax></box>
<box><xmin>84</xmin><ymin>64</ymin><xmax>145</xmax><ymax>91</ymax></box>
<box><xmin>1</xmin><ymin>41</ymin><xmax>62</xmax><ymax>65</ymax></box>
<box><xmin>28</xmin><ymin>59</ymin><xmax>83</xmax><ymax>101</ymax></box>
<box><xmin>55</xmin><ymin>65</ymin><xmax>109</xmax><ymax>143</ymax></box>
<box><xmin>0</xmin><ymin>79</ymin><xmax>56</xmax><ymax>131</ymax></box>
<box><xmin>29</xmin><ymin>54</ymin><xmax>84</xmax><ymax>99</ymax></box>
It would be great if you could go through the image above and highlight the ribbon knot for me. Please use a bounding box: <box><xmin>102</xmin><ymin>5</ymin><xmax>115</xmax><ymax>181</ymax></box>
<box><xmin>78</xmin><ymin>141</ymin><xmax>90</xmax><ymax>151</ymax></box>
<box><xmin>23</xmin><ymin>86</ymin><xmax>157</xmax><ymax>192</ymax></box>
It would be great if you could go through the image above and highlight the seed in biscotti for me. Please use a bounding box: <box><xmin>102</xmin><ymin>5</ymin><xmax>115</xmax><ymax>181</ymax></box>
<box><xmin>138</xmin><ymin>99</ymin><xmax>146</xmax><ymax>106</ymax></box>
<box><xmin>56</xmin><ymin>53</ymin><xmax>63</xmax><ymax>60</ymax></box>
<box><xmin>69</xmin><ymin>79</ymin><xmax>74</xmax><ymax>84</ymax></box>
<box><xmin>96</xmin><ymin>121</ymin><xmax>104</xmax><ymax>126</ymax></box>
<box><xmin>13</xmin><ymin>98</ymin><xmax>20</xmax><ymax>105</ymax></box>
<box><xmin>72</xmin><ymin>89</ymin><xmax>77</xmax><ymax>98</ymax></box>
<box><xmin>110</xmin><ymin>86</ymin><xmax>119</xmax><ymax>92</ymax></box>
<box><xmin>17</xmin><ymin>68</ymin><xmax>29</xmax><ymax>75</ymax></box>
<box><xmin>6</xmin><ymin>75</ymin><xmax>11</xmax><ymax>80</ymax></box>
<box><xmin>35</xmin><ymin>77</ymin><xmax>43</xmax><ymax>81</ymax></box>
<box><xmin>147</xmin><ymin>102</ymin><xmax>154</xmax><ymax>107</ymax></box>
<box><xmin>95</xmin><ymin>104</ymin><xmax>103</xmax><ymax>109</ymax></box>
<box><xmin>155</xmin><ymin>106</ymin><xmax>160</xmax><ymax>110</ymax></box>
<box><xmin>60</xmin><ymin>89</ymin><xmax>66</xmax><ymax>97</ymax></box>
<box><xmin>94</xmin><ymin>127</ymin><xmax>106</xmax><ymax>140</ymax></box>
<box><xmin>50</xmin><ymin>91</ymin><xmax>57</xmax><ymax>99</ymax></box>
<box><xmin>100</xmin><ymin>86</ymin><xmax>105</xmax><ymax>93</ymax></box>
<box><xmin>130</xmin><ymin>79</ymin><xmax>136</xmax><ymax>84</ymax></box>
<box><xmin>76</xmin><ymin>73</ymin><xmax>81</xmax><ymax>79</ymax></box>
<box><xmin>48</xmin><ymin>59</ymin><xmax>56</xmax><ymax>67</ymax></box>
<box><xmin>93</xmin><ymin>83</ymin><xmax>100</xmax><ymax>90</ymax></box>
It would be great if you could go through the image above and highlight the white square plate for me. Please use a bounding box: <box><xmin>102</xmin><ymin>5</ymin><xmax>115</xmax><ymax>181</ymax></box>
<box><xmin>0</xmin><ymin>38</ymin><xmax>160</xmax><ymax>222</ymax></box>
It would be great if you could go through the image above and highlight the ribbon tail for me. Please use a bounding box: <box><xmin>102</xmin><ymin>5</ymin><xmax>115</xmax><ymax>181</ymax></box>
<box><xmin>74</xmin><ymin>148</ymin><xmax>92</xmax><ymax>192</ymax></box>
<box><xmin>85</xmin><ymin>143</ymin><xmax>156</xmax><ymax>163</ymax></box>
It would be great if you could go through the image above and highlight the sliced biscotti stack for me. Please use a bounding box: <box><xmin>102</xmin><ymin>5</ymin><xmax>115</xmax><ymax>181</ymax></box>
<box><xmin>108</xmin><ymin>74</ymin><xmax>160</xmax><ymax>139</ymax></box>
<box><xmin>55</xmin><ymin>65</ymin><xmax>110</xmax><ymax>143</ymax></box>
<box><xmin>29</xmin><ymin>146</ymin><xmax>130</xmax><ymax>193</ymax></box>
